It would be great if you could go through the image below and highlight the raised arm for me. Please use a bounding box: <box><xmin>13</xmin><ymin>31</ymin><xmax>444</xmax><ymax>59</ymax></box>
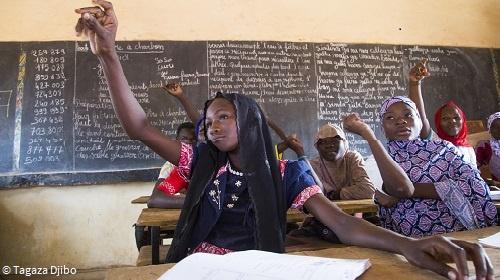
<box><xmin>343</xmin><ymin>114</ymin><xmax>414</xmax><ymax>198</ymax></box>
<box><xmin>408</xmin><ymin>59</ymin><xmax>431</xmax><ymax>138</ymax></box>
<box><xmin>75</xmin><ymin>1</ymin><xmax>181</xmax><ymax>164</ymax></box>
<box><xmin>162</xmin><ymin>83</ymin><xmax>201</xmax><ymax>123</ymax></box>
<box><xmin>266</xmin><ymin>117</ymin><xmax>288</xmax><ymax>141</ymax></box>
<box><xmin>286</xmin><ymin>135</ymin><xmax>323</xmax><ymax>190</ymax></box>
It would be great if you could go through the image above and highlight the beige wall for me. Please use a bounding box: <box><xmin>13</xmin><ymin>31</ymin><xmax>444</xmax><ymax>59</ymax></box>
<box><xmin>0</xmin><ymin>0</ymin><xmax>499</xmax><ymax>270</ymax></box>
<box><xmin>1</xmin><ymin>0</ymin><xmax>499</xmax><ymax>47</ymax></box>
<box><xmin>0</xmin><ymin>183</ymin><xmax>150</xmax><ymax>269</ymax></box>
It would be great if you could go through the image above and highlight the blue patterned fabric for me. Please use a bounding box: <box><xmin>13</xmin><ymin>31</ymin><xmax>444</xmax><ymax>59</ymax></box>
<box><xmin>378</xmin><ymin>139</ymin><xmax>497</xmax><ymax>237</ymax></box>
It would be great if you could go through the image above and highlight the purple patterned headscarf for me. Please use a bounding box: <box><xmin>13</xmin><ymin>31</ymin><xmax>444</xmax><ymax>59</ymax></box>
<box><xmin>487</xmin><ymin>112</ymin><xmax>500</xmax><ymax>130</ymax></box>
<box><xmin>379</xmin><ymin>96</ymin><xmax>422</xmax><ymax>138</ymax></box>
<box><xmin>487</xmin><ymin>112</ymin><xmax>500</xmax><ymax>158</ymax></box>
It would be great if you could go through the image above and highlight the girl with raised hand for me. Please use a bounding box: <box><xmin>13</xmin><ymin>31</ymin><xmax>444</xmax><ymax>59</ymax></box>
<box><xmin>75</xmin><ymin>2</ymin><xmax>495</xmax><ymax>279</ymax></box>
<box><xmin>344</xmin><ymin>96</ymin><xmax>496</xmax><ymax>238</ymax></box>
<box><xmin>408</xmin><ymin>59</ymin><xmax>477</xmax><ymax>167</ymax></box>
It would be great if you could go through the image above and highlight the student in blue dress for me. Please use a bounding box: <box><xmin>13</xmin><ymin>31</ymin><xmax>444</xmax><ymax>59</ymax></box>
<box><xmin>75</xmin><ymin>2</ymin><xmax>494</xmax><ymax>279</ymax></box>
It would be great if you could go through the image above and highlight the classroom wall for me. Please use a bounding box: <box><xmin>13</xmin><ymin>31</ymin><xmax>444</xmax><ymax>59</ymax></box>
<box><xmin>0</xmin><ymin>0</ymin><xmax>499</xmax><ymax>270</ymax></box>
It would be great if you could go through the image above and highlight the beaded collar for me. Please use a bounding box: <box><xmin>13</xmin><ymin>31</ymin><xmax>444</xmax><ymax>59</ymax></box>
<box><xmin>227</xmin><ymin>162</ymin><xmax>244</xmax><ymax>177</ymax></box>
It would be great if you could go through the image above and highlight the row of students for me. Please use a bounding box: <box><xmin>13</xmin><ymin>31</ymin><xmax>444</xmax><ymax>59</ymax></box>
<box><xmin>75</xmin><ymin>1</ymin><xmax>495</xmax><ymax>278</ymax></box>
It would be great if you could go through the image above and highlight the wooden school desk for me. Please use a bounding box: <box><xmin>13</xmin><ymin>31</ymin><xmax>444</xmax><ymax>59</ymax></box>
<box><xmin>135</xmin><ymin>199</ymin><xmax>377</xmax><ymax>264</ymax></box>
<box><xmin>132</xmin><ymin>196</ymin><xmax>377</xmax><ymax>214</ymax></box>
<box><xmin>106</xmin><ymin>226</ymin><xmax>500</xmax><ymax>280</ymax></box>
<box><xmin>131</xmin><ymin>196</ymin><xmax>150</xmax><ymax>204</ymax></box>
<box><xmin>135</xmin><ymin>208</ymin><xmax>310</xmax><ymax>265</ymax></box>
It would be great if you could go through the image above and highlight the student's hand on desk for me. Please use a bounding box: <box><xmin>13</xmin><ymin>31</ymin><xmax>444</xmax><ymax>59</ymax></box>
<box><xmin>409</xmin><ymin>58</ymin><xmax>430</xmax><ymax>82</ymax></box>
<box><xmin>75</xmin><ymin>0</ymin><xmax>117</xmax><ymax>56</ymax></box>
<box><xmin>162</xmin><ymin>83</ymin><xmax>184</xmax><ymax>97</ymax></box>
<box><xmin>374</xmin><ymin>189</ymin><xmax>399</xmax><ymax>207</ymax></box>
<box><xmin>400</xmin><ymin>237</ymin><xmax>494</xmax><ymax>280</ymax></box>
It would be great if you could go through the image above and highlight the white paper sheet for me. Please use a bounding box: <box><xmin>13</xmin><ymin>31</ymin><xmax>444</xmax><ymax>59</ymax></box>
<box><xmin>159</xmin><ymin>250</ymin><xmax>371</xmax><ymax>280</ymax></box>
<box><xmin>478</xmin><ymin>231</ymin><xmax>500</xmax><ymax>248</ymax></box>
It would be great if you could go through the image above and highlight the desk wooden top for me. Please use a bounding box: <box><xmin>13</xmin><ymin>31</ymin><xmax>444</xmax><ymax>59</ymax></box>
<box><xmin>106</xmin><ymin>226</ymin><xmax>500</xmax><ymax>280</ymax></box>
<box><xmin>132</xmin><ymin>196</ymin><xmax>377</xmax><ymax>210</ymax></box>
<box><xmin>136</xmin><ymin>208</ymin><xmax>181</xmax><ymax>228</ymax></box>
<box><xmin>136</xmin><ymin>199</ymin><xmax>377</xmax><ymax>228</ymax></box>
<box><xmin>131</xmin><ymin>196</ymin><xmax>150</xmax><ymax>204</ymax></box>
<box><xmin>136</xmin><ymin>208</ymin><xmax>308</xmax><ymax>229</ymax></box>
<box><xmin>333</xmin><ymin>199</ymin><xmax>377</xmax><ymax>215</ymax></box>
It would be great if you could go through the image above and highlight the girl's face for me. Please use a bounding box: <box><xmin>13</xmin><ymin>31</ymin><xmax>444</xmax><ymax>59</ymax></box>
<box><xmin>439</xmin><ymin>106</ymin><xmax>463</xmax><ymax>137</ymax></box>
<box><xmin>382</xmin><ymin>102</ymin><xmax>421</xmax><ymax>141</ymax></box>
<box><xmin>490</xmin><ymin>119</ymin><xmax>500</xmax><ymax>140</ymax></box>
<box><xmin>205</xmin><ymin>98</ymin><xmax>239</xmax><ymax>152</ymax></box>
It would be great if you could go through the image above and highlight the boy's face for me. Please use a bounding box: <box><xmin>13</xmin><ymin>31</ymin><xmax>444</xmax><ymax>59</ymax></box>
<box><xmin>177</xmin><ymin>128</ymin><xmax>195</xmax><ymax>144</ymax></box>
<box><xmin>316</xmin><ymin>136</ymin><xmax>346</xmax><ymax>162</ymax></box>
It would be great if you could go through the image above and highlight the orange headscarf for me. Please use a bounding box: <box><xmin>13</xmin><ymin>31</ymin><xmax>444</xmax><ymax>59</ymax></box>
<box><xmin>434</xmin><ymin>101</ymin><xmax>470</xmax><ymax>147</ymax></box>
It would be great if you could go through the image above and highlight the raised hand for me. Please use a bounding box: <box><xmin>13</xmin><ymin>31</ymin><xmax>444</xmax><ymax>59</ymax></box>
<box><xmin>75</xmin><ymin>0</ymin><xmax>117</xmax><ymax>56</ymax></box>
<box><xmin>286</xmin><ymin>134</ymin><xmax>305</xmax><ymax>157</ymax></box>
<box><xmin>409</xmin><ymin>58</ymin><xmax>430</xmax><ymax>82</ymax></box>
<box><xmin>343</xmin><ymin>114</ymin><xmax>375</xmax><ymax>140</ymax></box>
<box><xmin>162</xmin><ymin>83</ymin><xmax>184</xmax><ymax>97</ymax></box>
<box><xmin>400</xmin><ymin>236</ymin><xmax>494</xmax><ymax>280</ymax></box>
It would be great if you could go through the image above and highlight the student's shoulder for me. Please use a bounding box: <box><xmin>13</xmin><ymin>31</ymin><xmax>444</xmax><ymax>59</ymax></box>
<box><xmin>427</xmin><ymin>139</ymin><xmax>465</xmax><ymax>158</ymax></box>
<box><xmin>345</xmin><ymin>150</ymin><xmax>364</xmax><ymax>161</ymax></box>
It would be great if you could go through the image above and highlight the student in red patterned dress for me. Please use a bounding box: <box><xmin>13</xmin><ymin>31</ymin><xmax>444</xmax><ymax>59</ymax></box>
<box><xmin>147</xmin><ymin>122</ymin><xmax>195</xmax><ymax>209</ymax></box>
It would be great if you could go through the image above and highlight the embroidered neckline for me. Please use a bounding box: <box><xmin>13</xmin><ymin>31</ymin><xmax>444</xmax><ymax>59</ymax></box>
<box><xmin>227</xmin><ymin>162</ymin><xmax>244</xmax><ymax>177</ymax></box>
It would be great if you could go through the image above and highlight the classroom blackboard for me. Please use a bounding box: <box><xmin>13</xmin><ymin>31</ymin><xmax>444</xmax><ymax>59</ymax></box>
<box><xmin>0</xmin><ymin>41</ymin><xmax>498</xmax><ymax>187</ymax></box>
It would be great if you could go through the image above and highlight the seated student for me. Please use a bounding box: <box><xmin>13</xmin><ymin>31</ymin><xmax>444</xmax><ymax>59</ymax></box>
<box><xmin>344</xmin><ymin>96</ymin><xmax>497</xmax><ymax>238</ymax></box>
<box><xmin>75</xmin><ymin>3</ymin><xmax>495</xmax><ymax>278</ymax></box>
<box><xmin>135</xmin><ymin>122</ymin><xmax>195</xmax><ymax>249</ymax></box>
<box><xmin>408</xmin><ymin>59</ymin><xmax>477</xmax><ymax>167</ymax></box>
<box><xmin>147</xmin><ymin>122</ymin><xmax>195</xmax><ymax>209</ymax></box>
<box><xmin>290</xmin><ymin>124</ymin><xmax>375</xmax><ymax>242</ymax></box>
<box><xmin>309</xmin><ymin>124</ymin><xmax>375</xmax><ymax>200</ymax></box>
<box><xmin>476</xmin><ymin>112</ymin><xmax>500</xmax><ymax>183</ymax></box>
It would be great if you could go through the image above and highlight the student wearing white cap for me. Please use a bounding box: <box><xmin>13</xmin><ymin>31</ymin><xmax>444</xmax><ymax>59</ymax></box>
<box><xmin>309</xmin><ymin>124</ymin><xmax>375</xmax><ymax>200</ymax></box>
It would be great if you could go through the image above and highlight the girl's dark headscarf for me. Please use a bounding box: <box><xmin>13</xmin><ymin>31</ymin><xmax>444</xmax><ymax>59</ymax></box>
<box><xmin>166</xmin><ymin>93</ymin><xmax>286</xmax><ymax>262</ymax></box>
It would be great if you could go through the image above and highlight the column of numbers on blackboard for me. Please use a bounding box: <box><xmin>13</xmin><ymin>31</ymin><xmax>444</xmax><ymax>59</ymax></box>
<box><xmin>23</xmin><ymin>48</ymin><xmax>68</xmax><ymax>168</ymax></box>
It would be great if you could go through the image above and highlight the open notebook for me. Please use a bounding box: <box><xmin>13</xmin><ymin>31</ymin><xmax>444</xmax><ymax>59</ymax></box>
<box><xmin>159</xmin><ymin>250</ymin><xmax>371</xmax><ymax>280</ymax></box>
<box><xmin>478</xmin><ymin>231</ymin><xmax>500</xmax><ymax>249</ymax></box>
